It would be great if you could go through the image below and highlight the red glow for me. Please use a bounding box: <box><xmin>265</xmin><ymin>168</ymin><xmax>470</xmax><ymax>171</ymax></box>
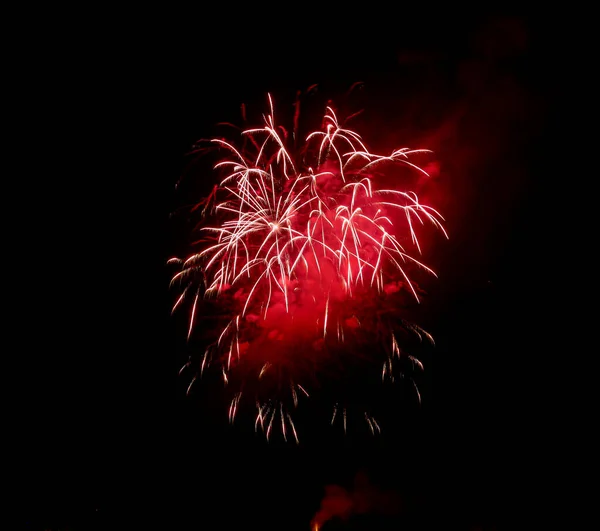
<box><xmin>170</xmin><ymin>91</ymin><xmax>447</xmax><ymax>441</ymax></box>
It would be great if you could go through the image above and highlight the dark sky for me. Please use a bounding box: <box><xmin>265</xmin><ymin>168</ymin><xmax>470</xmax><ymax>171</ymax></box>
<box><xmin>21</xmin><ymin>12</ymin><xmax>576</xmax><ymax>531</ymax></box>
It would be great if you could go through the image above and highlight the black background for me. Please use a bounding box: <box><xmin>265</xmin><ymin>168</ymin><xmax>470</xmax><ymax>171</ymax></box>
<box><xmin>19</xmin><ymin>10</ymin><xmax>580</xmax><ymax>530</ymax></box>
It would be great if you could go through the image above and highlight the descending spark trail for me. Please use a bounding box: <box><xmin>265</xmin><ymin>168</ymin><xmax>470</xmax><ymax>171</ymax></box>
<box><xmin>169</xmin><ymin>91</ymin><xmax>448</xmax><ymax>441</ymax></box>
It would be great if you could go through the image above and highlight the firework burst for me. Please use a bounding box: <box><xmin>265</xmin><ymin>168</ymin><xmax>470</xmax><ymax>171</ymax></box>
<box><xmin>169</xmin><ymin>89</ymin><xmax>448</xmax><ymax>442</ymax></box>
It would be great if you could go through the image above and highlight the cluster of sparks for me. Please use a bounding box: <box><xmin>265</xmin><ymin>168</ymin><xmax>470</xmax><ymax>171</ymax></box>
<box><xmin>169</xmin><ymin>92</ymin><xmax>447</xmax><ymax>442</ymax></box>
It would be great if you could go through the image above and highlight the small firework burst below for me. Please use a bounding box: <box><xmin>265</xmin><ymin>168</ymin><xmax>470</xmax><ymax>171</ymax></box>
<box><xmin>169</xmin><ymin>91</ymin><xmax>448</xmax><ymax>442</ymax></box>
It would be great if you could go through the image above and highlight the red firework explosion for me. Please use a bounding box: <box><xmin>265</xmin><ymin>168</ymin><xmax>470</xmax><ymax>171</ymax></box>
<box><xmin>169</xmin><ymin>90</ymin><xmax>448</xmax><ymax>442</ymax></box>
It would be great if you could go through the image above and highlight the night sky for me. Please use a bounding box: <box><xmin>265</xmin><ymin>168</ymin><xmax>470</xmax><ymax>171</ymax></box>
<box><xmin>21</xmin><ymin>12</ymin><xmax>575</xmax><ymax>531</ymax></box>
